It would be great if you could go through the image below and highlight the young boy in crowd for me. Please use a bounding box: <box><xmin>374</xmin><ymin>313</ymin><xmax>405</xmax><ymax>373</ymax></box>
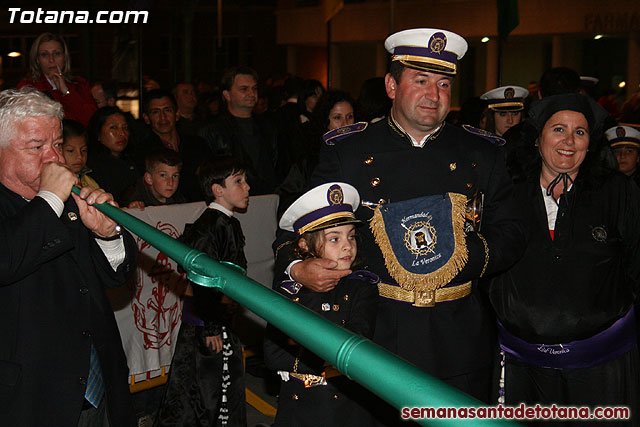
<box><xmin>124</xmin><ymin>147</ymin><xmax>186</xmax><ymax>208</ymax></box>
<box><xmin>61</xmin><ymin>119</ymin><xmax>100</xmax><ymax>189</ymax></box>
<box><xmin>156</xmin><ymin>156</ymin><xmax>249</xmax><ymax>427</ymax></box>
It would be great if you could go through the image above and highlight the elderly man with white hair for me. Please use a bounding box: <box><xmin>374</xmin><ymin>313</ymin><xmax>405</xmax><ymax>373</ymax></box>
<box><xmin>0</xmin><ymin>87</ymin><xmax>137</xmax><ymax>427</ymax></box>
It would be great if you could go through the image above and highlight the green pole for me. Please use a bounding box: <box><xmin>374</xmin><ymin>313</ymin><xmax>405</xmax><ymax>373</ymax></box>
<box><xmin>74</xmin><ymin>187</ymin><xmax>519</xmax><ymax>426</ymax></box>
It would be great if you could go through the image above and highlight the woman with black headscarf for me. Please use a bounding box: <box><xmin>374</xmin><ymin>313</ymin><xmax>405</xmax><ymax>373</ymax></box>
<box><xmin>488</xmin><ymin>93</ymin><xmax>640</xmax><ymax>423</ymax></box>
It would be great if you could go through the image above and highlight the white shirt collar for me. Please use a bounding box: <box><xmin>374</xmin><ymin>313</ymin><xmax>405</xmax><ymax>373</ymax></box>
<box><xmin>390</xmin><ymin>111</ymin><xmax>443</xmax><ymax>148</ymax></box>
<box><xmin>540</xmin><ymin>182</ymin><xmax>573</xmax><ymax>230</ymax></box>
<box><xmin>540</xmin><ymin>184</ymin><xmax>558</xmax><ymax>231</ymax></box>
<box><xmin>208</xmin><ymin>201</ymin><xmax>233</xmax><ymax>217</ymax></box>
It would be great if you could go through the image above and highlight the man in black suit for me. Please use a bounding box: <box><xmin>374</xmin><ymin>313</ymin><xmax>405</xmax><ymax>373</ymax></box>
<box><xmin>0</xmin><ymin>87</ymin><xmax>137</xmax><ymax>426</ymax></box>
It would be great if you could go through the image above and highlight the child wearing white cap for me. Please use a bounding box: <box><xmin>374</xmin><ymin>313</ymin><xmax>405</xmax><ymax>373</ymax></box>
<box><xmin>264</xmin><ymin>182</ymin><xmax>378</xmax><ymax>426</ymax></box>
<box><xmin>606</xmin><ymin>125</ymin><xmax>640</xmax><ymax>182</ymax></box>
<box><xmin>480</xmin><ymin>85</ymin><xmax>529</xmax><ymax>136</ymax></box>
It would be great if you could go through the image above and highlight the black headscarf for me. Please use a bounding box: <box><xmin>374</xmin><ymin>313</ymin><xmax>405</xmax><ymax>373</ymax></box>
<box><xmin>524</xmin><ymin>93</ymin><xmax>608</xmax><ymax>149</ymax></box>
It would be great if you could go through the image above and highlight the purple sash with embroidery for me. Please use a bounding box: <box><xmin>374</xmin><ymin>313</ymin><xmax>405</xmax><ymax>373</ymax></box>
<box><xmin>498</xmin><ymin>309</ymin><xmax>637</xmax><ymax>369</ymax></box>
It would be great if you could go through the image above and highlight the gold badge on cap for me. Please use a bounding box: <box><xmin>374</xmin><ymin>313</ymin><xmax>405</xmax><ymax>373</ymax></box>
<box><xmin>328</xmin><ymin>185</ymin><xmax>344</xmax><ymax>205</ymax></box>
<box><xmin>616</xmin><ymin>127</ymin><xmax>626</xmax><ymax>138</ymax></box>
<box><xmin>428</xmin><ymin>32</ymin><xmax>447</xmax><ymax>54</ymax></box>
<box><xmin>504</xmin><ymin>87</ymin><xmax>515</xmax><ymax>99</ymax></box>
<box><xmin>67</xmin><ymin>212</ymin><xmax>78</xmax><ymax>221</ymax></box>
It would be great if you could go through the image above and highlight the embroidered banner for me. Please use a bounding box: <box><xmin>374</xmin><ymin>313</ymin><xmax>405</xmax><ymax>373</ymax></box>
<box><xmin>369</xmin><ymin>193</ymin><xmax>468</xmax><ymax>292</ymax></box>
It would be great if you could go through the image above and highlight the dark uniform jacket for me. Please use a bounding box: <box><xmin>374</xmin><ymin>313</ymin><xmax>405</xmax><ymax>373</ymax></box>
<box><xmin>0</xmin><ymin>183</ymin><xmax>137</xmax><ymax>426</ymax></box>
<box><xmin>264</xmin><ymin>271</ymin><xmax>379</xmax><ymax>426</ymax></box>
<box><xmin>276</xmin><ymin>117</ymin><xmax>527</xmax><ymax>387</ymax></box>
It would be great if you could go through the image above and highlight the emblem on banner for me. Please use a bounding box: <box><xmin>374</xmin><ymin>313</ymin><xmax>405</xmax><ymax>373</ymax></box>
<box><xmin>405</xmin><ymin>221</ymin><xmax>437</xmax><ymax>255</ymax></box>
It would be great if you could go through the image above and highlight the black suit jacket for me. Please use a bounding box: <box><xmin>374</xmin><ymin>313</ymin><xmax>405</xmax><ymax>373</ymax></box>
<box><xmin>0</xmin><ymin>183</ymin><xmax>137</xmax><ymax>426</ymax></box>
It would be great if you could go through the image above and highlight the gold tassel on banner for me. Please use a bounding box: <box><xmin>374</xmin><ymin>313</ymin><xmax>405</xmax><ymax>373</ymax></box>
<box><xmin>369</xmin><ymin>193</ymin><xmax>469</xmax><ymax>293</ymax></box>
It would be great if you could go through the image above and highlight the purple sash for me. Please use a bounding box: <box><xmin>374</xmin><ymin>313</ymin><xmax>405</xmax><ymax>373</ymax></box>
<box><xmin>498</xmin><ymin>309</ymin><xmax>637</xmax><ymax>369</ymax></box>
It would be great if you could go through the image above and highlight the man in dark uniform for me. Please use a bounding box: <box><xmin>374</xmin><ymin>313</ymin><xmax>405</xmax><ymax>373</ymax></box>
<box><xmin>275</xmin><ymin>28</ymin><xmax>526</xmax><ymax>417</ymax></box>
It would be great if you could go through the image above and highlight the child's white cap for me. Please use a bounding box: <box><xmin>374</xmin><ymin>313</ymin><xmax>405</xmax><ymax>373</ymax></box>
<box><xmin>279</xmin><ymin>182</ymin><xmax>361</xmax><ymax>235</ymax></box>
<box><xmin>480</xmin><ymin>86</ymin><xmax>528</xmax><ymax>111</ymax></box>
<box><xmin>605</xmin><ymin>125</ymin><xmax>640</xmax><ymax>149</ymax></box>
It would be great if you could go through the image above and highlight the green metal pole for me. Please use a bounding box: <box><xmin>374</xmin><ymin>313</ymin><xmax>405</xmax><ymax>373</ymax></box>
<box><xmin>74</xmin><ymin>187</ymin><xmax>519</xmax><ymax>426</ymax></box>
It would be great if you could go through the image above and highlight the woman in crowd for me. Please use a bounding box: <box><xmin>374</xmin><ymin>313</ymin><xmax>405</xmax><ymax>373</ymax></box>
<box><xmin>278</xmin><ymin>90</ymin><xmax>356</xmax><ymax>216</ymax></box>
<box><xmin>488</xmin><ymin>93</ymin><xmax>640</xmax><ymax>423</ymax></box>
<box><xmin>297</xmin><ymin>79</ymin><xmax>325</xmax><ymax>124</ymax></box>
<box><xmin>314</xmin><ymin>90</ymin><xmax>356</xmax><ymax>132</ymax></box>
<box><xmin>87</xmin><ymin>106</ymin><xmax>141</xmax><ymax>205</ymax></box>
<box><xmin>18</xmin><ymin>32</ymin><xmax>97</xmax><ymax>126</ymax></box>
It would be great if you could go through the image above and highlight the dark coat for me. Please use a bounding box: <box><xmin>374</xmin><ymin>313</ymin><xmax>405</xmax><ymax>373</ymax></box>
<box><xmin>88</xmin><ymin>149</ymin><xmax>141</xmax><ymax>205</ymax></box>
<box><xmin>275</xmin><ymin>118</ymin><xmax>527</xmax><ymax>394</ymax></box>
<box><xmin>121</xmin><ymin>178</ymin><xmax>187</xmax><ymax>208</ymax></box>
<box><xmin>264</xmin><ymin>271</ymin><xmax>379</xmax><ymax>427</ymax></box>
<box><xmin>180</xmin><ymin>208</ymin><xmax>247</xmax><ymax>332</ymax></box>
<box><xmin>198</xmin><ymin>113</ymin><xmax>279</xmax><ymax>195</ymax></box>
<box><xmin>488</xmin><ymin>168</ymin><xmax>640</xmax><ymax>343</ymax></box>
<box><xmin>156</xmin><ymin>208</ymin><xmax>247</xmax><ymax>426</ymax></box>
<box><xmin>0</xmin><ymin>184</ymin><xmax>138</xmax><ymax>426</ymax></box>
<box><xmin>487</xmin><ymin>160</ymin><xmax>640</xmax><ymax>417</ymax></box>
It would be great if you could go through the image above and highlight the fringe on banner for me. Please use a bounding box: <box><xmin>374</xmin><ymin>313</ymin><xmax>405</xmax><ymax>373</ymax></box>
<box><xmin>369</xmin><ymin>192</ymin><xmax>468</xmax><ymax>293</ymax></box>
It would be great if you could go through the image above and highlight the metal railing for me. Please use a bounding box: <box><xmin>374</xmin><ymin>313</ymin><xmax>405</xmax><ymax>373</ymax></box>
<box><xmin>74</xmin><ymin>187</ymin><xmax>518</xmax><ymax>426</ymax></box>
